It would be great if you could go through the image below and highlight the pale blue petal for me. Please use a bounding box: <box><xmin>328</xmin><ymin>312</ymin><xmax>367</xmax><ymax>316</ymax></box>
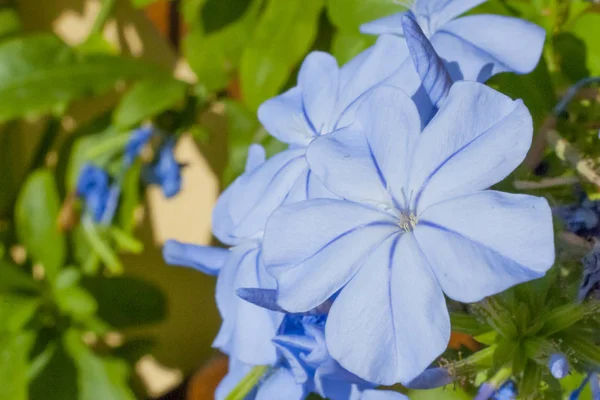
<box><xmin>162</xmin><ymin>240</ymin><xmax>227</xmax><ymax>276</ymax></box>
<box><xmin>255</xmin><ymin>368</ymin><xmax>305</xmax><ymax>400</ymax></box>
<box><xmin>306</xmin><ymin>128</ymin><xmax>391</xmax><ymax>204</ymax></box>
<box><xmin>326</xmin><ymin>234</ymin><xmax>450</xmax><ymax>385</ymax></box>
<box><xmin>409</xmin><ymin>81</ymin><xmax>532</xmax><ymax>211</ymax></box>
<box><xmin>213</xmin><ymin>179</ymin><xmax>240</xmax><ymax>246</ymax></box>
<box><xmin>263</xmin><ymin>199</ymin><xmax>398</xmax><ymax>312</ymax></box>
<box><xmin>285</xmin><ymin>168</ymin><xmax>337</xmax><ymax>204</ymax></box>
<box><xmin>258</xmin><ymin>87</ymin><xmax>314</xmax><ymax>147</ymax></box>
<box><xmin>406</xmin><ymin>367</ymin><xmax>454</xmax><ymax>389</ymax></box>
<box><xmin>416</xmin><ymin>191</ymin><xmax>554</xmax><ymax>302</ymax></box>
<box><xmin>433</xmin><ymin>15</ymin><xmax>545</xmax><ymax>80</ymax></box>
<box><xmin>215</xmin><ymin>359</ymin><xmax>254</xmax><ymax>400</ymax></box>
<box><xmin>213</xmin><ymin>242</ymin><xmax>283</xmax><ymax>364</ymax></box>
<box><xmin>229</xmin><ymin>148</ymin><xmax>307</xmax><ymax>238</ymax></box>
<box><xmin>361</xmin><ymin>389</ymin><xmax>409</xmax><ymax>400</ymax></box>
<box><xmin>402</xmin><ymin>12</ymin><xmax>451</xmax><ymax>108</ymax></box>
<box><xmin>298</xmin><ymin>52</ymin><xmax>340</xmax><ymax>135</ymax></box>
<box><xmin>548</xmin><ymin>353</ymin><xmax>569</xmax><ymax>379</ymax></box>
<box><xmin>354</xmin><ymin>85</ymin><xmax>422</xmax><ymax>207</ymax></box>
<box><xmin>360</xmin><ymin>13</ymin><xmax>405</xmax><ymax>35</ymax></box>
<box><xmin>413</xmin><ymin>0</ymin><xmax>487</xmax><ymax>28</ymax></box>
<box><xmin>246</xmin><ymin>144</ymin><xmax>266</xmax><ymax>172</ymax></box>
<box><xmin>336</xmin><ymin>35</ymin><xmax>411</xmax><ymax>128</ymax></box>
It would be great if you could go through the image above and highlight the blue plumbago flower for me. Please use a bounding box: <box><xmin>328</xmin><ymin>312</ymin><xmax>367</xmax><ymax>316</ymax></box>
<box><xmin>475</xmin><ymin>380</ymin><xmax>517</xmax><ymax>400</ymax></box>
<box><xmin>217</xmin><ymin>35</ymin><xmax>417</xmax><ymax>240</ymax></box>
<box><xmin>125</xmin><ymin>126</ymin><xmax>154</xmax><ymax>165</ymax></box>
<box><xmin>580</xmin><ymin>243</ymin><xmax>600</xmax><ymax>302</ymax></box>
<box><xmin>163</xmin><ymin>144</ymin><xmax>284</xmax><ymax>365</ymax></box>
<box><xmin>548</xmin><ymin>353</ymin><xmax>569</xmax><ymax>379</ymax></box>
<box><xmin>262</xmin><ymin>83</ymin><xmax>555</xmax><ymax>385</ymax></box>
<box><xmin>361</xmin><ymin>0</ymin><xmax>545</xmax><ymax>83</ymax></box>
<box><xmin>554</xmin><ymin>195</ymin><xmax>600</xmax><ymax>238</ymax></box>
<box><xmin>216</xmin><ymin>315</ymin><xmax>408</xmax><ymax>400</ymax></box>
<box><xmin>570</xmin><ymin>373</ymin><xmax>600</xmax><ymax>400</ymax></box>
<box><xmin>145</xmin><ymin>138</ymin><xmax>182</xmax><ymax>198</ymax></box>
<box><xmin>76</xmin><ymin>164</ymin><xmax>111</xmax><ymax>222</ymax></box>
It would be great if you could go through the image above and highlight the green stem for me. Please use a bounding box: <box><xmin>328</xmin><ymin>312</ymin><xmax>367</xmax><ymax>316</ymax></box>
<box><xmin>81</xmin><ymin>215</ymin><xmax>122</xmax><ymax>274</ymax></box>
<box><xmin>225</xmin><ymin>365</ymin><xmax>269</xmax><ymax>400</ymax></box>
<box><xmin>84</xmin><ymin>133</ymin><xmax>130</xmax><ymax>161</ymax></box>
<box><xmin>88</xmin><ymin>0</ymin><xmax>117</xmax><ymax>39</ymax></box>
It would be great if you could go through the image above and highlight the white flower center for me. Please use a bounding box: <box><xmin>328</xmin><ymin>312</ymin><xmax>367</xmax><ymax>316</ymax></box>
<box><xmin>398</xmin><ymin>212</ymin><xmax>418</xmax><ymax>232</ymax></box>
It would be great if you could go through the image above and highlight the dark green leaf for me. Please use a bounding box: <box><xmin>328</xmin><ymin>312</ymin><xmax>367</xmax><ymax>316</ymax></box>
<box><xmin>82</xmin><ymin>276</ymin><xmax>166</xmax><ymax>328</ymax></box>
<box><xmin>113</xmin><ymin>78</ymin><xmax>188</xmax><ymax>128</ymax></box>
<box><xmin>64</xmin><ymin>330</ymin><xmax>135</xmax><ymax>400</ymax></box>
<box><xmin>408</xmin><ymin>386</ymin><xmax>470</xmax><ymax>400</ymax></box>
<box><xmin>0</xmin><ymin>294</ymin><xmax>40</xmax><ymax>333</ymax></box>
<box><xmin>553</xmin><ymin>32</ymin><xmax>590</xmax><ymax>82</ymax></box>
<box><xmin>0</xmin><ymin>8</ymin><xmax>21</xmax><ymax>39</ymax></box>
<box><xmin>0</xmin><ymin>332</ymin><xmax>35</xmax><ymax>400</ymax></box>
<box><xmin>112</xmin><ymin>337</ymin><xmax>155</xmax><ymax>364</ymax></box>
<box><xmin>201</xmin><ymin>0</ymin><xmax>253</xmax><ymax>34</ymax></box>
<box><xmin>30</xmin><ymin>341</ymin><xmax>78</xmax><ymax>400</ymax></box>
<box><xmin>183</xmin><ymin>0</ymin><xmax>263</xmax><ymax>92</ymax></box>
<box><xmin>450</xmin><ymin>312</ymin><xmax>491</xmax><ymax>336</ymax></box>
<box><xmin>15</xmin><ymin>169</ymin><xmax>65</xmax><ymax>281</ymax></box>
<box><xmin>0</xmin><ymin>260</ymin><xmax>38</xmax><ymax>292</ymax></box>
<box><xmin>519</xmin><ymin>360</ymin><xmax>541</xmax><ymax>398</ymax></box>
<box><xmin>222</xmin><ymin>99</ymin><xmax>260</xmax><ymax>184</ymax></box>
<box><xmin>539</xmin><ymin>303</ymin><xmax>586</xmax><ymax>337</ymax></box>
<box><xmin>54</xmin><ymin>286</ymin><xmax>98</xmax><ymax>319</ymax></box>
<box><xmin>240</xmin><ymin>0</ymin><xmax>325</xmax><ymax>111</ymax></box>
<box><xmin>0</xmin><ymin>34</ymin><xmax>166</xmax><ymax>122</ymax></box>
<box><xmin>327</xmin><ymin>0</ymin><xmax>403</xmax><ymax>32</ymax></box>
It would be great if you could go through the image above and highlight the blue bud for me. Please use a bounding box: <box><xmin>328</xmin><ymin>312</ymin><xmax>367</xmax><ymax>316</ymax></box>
<box><xmin>76</xmin><ymin>164</ymin><xmax>110</xmax><ymax>222</ymax></box>
<box><xmin>125</xmin><ymin>126</ymin><xmax>154</xmax><ymax>164</ymax></box>
<box><xmin>548</xmin><ymin>353</ymin><xmax>569</xmax><ymax>379</ymax></box>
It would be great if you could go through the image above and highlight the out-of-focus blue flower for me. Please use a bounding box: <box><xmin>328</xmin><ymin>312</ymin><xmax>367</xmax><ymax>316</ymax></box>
<box><xmin>76</xmin><ymin>164</ymin><xmax>111</xmax><ymax>222</ymax></box>
<box><xmin>580</xmin><ymin>243</ymin><xmax>600</xmax><ymax>302</ymax></box>
<box><xmin>145</xmin><ymin>138</ymin><xmax>182</xmax><ymax>198</ymax></box>
<box><xmin>361</xmin><ymin>0</ymin><xmax>545</xmax><ymax>83</ymax></box>
<box><xmin>569</xmin><ymin>373</ymin><xmax>600</xmax><ymax>400</ymax></box>
<box><xmin>475</xmin><ymin>380</ymin><xmax>517</xmax><ymax>400</ymax></box>
<box><xmin>125</xmin><ymin>126</ymin><xmax>153</xmax><ymax>165</ymax></box>
<box><xmin>163</xmin><ymin>145</ymin><xmax>284</xmax><ymax>365</ymax></box>
<box><xmin>554</xmin><ymin>195</ymin><xmax>600</xmax><ymax>238</ymax></box>
<box><xmin>262</xmin><ymin>83</ymin><xmax>555</xmax><ymax>385</ymax></box>
<box><xmin>548</xmin><ymin>353</ymin><xmax>569</xmax><ymax>379</ymax></box>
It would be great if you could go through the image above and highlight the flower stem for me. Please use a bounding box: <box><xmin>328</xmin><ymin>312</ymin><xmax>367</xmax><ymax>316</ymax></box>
<box><xmin>225</xmin><ymin>365</ymin><xmax>269</xmax><ymax>400</ymax></box>
<box><xmin>88</xmin><ymin>0</ymin><xmax>117</xmax><ymax>39</ymax></box>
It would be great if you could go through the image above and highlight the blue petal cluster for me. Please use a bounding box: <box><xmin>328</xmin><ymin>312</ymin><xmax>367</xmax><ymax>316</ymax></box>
<box><xmin>144</xmin><ymin>138</ymin><xmax>183</xmax><ymax>198</ymax></box>
<box><xmin>76</xmin><ymin>164</ymin><xmax>112</xmax><ymax>222</ymax></box>
<box><xmin>163</xmin><ymin>2</ymin><xmax>553</xmax><ymax>398</ymax></box>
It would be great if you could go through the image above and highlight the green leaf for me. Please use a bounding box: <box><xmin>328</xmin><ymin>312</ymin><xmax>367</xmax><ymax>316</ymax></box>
<box><xmin>183</xmin><ymin>0</ymin><xmax>263</xmax><ymax>92</ymax></box>
<box><xmin>222</xmin><ymin>99</ymin><xmax>260</xmax><ymax>184</ymax></box>
<box><xmin>240</xmin><ymin>0</ymin><xmax>325</xmax><ymax>111</ymax></box>
<box><xmin>0</xmin><ymin>332</ymin><xmax>35</xmax><ymax>400</ymax></box>
<box><xmin>54</xmin><ymin>285</ymin><xmax>98</xmax><ymax>320</ymax></box>
<box><xmin>15</xmin><ymin>169</ymin><xmax>65</xmax><ymax>281</ymax></box>
<box><xmin>331</xmin><ymin>32</ymin><xmax>373</xmax><ymax>66</ymax></box>
<box><xmin>0</xmin><ymin>34</ymin><xmax>166</xmax><ymax>122</ymax></box>
<box><xmin>0</xmin><ymin>8</ymin><xmax>21</xmax><ymax>39</ymax></box>
<box><xmin>519</xmin><ymin>360</ymin><xmax>541</xmax><ymax>398</ymax></box>
<box><xmin>118</xmin><ymin>162</ymin><xmax>141</xmax><ymax>233</ymax></box>
<box><xmin>450</xmin><ymin>312</ymin><xmax>491</xmax><ymax>336</ymax></box>
<box><xmin>570</xmin><ymin>12</ymin><xmax>600</xmax><ymax>75</ymax></box>
<box><xmin>0</xmin><ymin>260</ymin><xmax>38</xmax><ymax>292</ymax></box>
<box><xmin>30</xmin><ymin>341</ymin><xmax>78</xmax><ymax>400</ymax></box>
<box><xmin>0</xmin><ymin>294</ymin><xmax>40</xmax><ymax>333</ymax></box>
<box><xmin>539</xmin><ymin>303</ymin><xmax>586</xmax><ymax>337</ymax></box>
<box><xmin>201</xmin><ymin>0</ymin><xmax>253</xmax><ymax>34</ymax></box>
<box><xmin>64</xmin><ymin>330</ymin><xmax>135</xmax><ymax>400</ymax></box>
<box><xmin>553</xmin><ymin>32</ymin><xmax>590</xmax><ymax>82</ymax></box>
<box><xmin>82</xmin><ymin>276</ymin><xmax>166</xmax><ymax>328</ymax></box>
<box><xmin>327</xmin><ymin>0</ymin><xmax>403</xmax><ymax>32</ymax></box>
<box><xmin>113</xmin><ymin>78</ymin><xmax>188</xmax><ymax>128</ymax></box>
<box><xmin>131</xmin><ymin>0</ymin><xmax>161</xmax><ymax>8</ymax></box>
<box><xmin>408</xmin><ymin>386</ymin><xmax>470</xmax><ymax>400</ymax></box>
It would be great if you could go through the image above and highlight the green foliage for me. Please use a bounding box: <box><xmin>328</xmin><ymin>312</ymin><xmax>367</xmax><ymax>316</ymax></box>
<box><xmin>239</xmin><ymin>0</ymin><xmax>325</xmax><ymax>111</ymax></box>
<box><xmin>113</xmin><ymin>78</ymin><xmax>188</xmax><ymax>128</ymax></box>
<box><xmin>326</xmin><ymin>0</ymin><xmax>402</xmax><ymax>32</ymax></box>
<box><xmin>0</xmin><ymin>34</ymin><xmax>166</xmax><ymax>122</ymax></box>
<box><xmin>569</xmin><ymin>12</ymin><xmax>600</xmax><ymax>76</ymax></box>
<box><xmin>0</xmin><ymin>333</ymin><xmax>35</xmax><ymax>400</ymax></box>
<box><xmin>15</xmin><ymin>169</ymin><xmax>65</xmax><ymax>282</ymax></box>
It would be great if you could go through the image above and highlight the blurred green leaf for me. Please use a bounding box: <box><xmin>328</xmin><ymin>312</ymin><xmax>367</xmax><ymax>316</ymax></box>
<box><xmin>222</xmin><ymin>99</ymin><xmax>260</xmax><ymax>184</ymax></box>
<box><xmin>201</xmin><ymin>0</ymin><xmax>253</xmax><ymax>34</ymax></box>
<box><xmin>15</xmin><ymin>169</ymin><xmax>65</xmax><ymax>281</ymax></box>
<box><xmin>184</xmin><ymin>0</ymin><xmax>263</xmax><ymax>92</ymax></box>
<box><xmin>118</xmin><ymin>162</ymin><xmax>141</xmax><ymax>233</ymax></box>
<box><xmin>553</xmin><ymin>32</ymin><xmax>590</xmax><ymax>82</ymax></box>
<box><xmin>64</xmin><ymin>331</ymin><xmax>135</xmax><ymax>400</ymax></box>
<box><xmin>0</xmin><ymin>8</ymin><xmax>21</xmax><ymax>39</ymax></box>
<box><xmin>240</xmin><ymin>0</ymin><xmax>324</xmax><ymax>111</ymax></box>
<box><xmin>331</xmin><ymin>32</ymin><xmax>372</xmax><ymax>65</ymax></box>
<box><xmin>570</xmin><ymin>12</ymin><xmax>600</xmax><ymax>75</ymax></box>
<box><xmin>0</xmin><ymin>260</ymin><xmax>38</xmax><ymax>292</ymax></box>
<box><xmin>181</xmin><ymin>0</ymin><xmax>207</xmax><ymax>25</ymax></box>
<box><xmin>327</xmin><ymin>0</ymin><xmax>402</xmax><ymax>32</ymax></box>
<box><xmin>0</xmin><ymin>294</ymin><xmax>40</xmax><ymax>333</ymax></box>
<box><xmin>113</xmin><ymin>78</ymin><xmax>188</xmax><ymax>128</ymax></box>
<box><xmin>450</xmin><ymin>312</ymin><xmax>491</xmax><ymax>336</ymax></box>
<box><xmin>112</xmin><ymin>337</ymin><xmax>155</xmax><ymax>364</ymax></box>
<box><xmin>82</xmin><ymin>276</ymin><xmax>166</xmax><ymax>328</ymax></box>
<box><xmin>0</xmin><ymin>34</ymin><xmax>166</xmax><ymax>122</ymax></box>
<box><xmin>30</xmin><ymin>341</ymin><xmax>78</xmax><ymax>400</ymax></box>
<box><xmin>54</xmin><ymin>285</ymin><xmax>98</xmax><ymax>320</ymax></box>
<box><xmin>0</xmin><ymin>332</ymin><xmax>35</xmax><ymax>400</ymax></box>
<box><xmin>77</xmin><ymin>33</ymin><xmax>118</xmax><ymax>56</ymax></box>
<box><xmin>131</xmin><ymin>0</ymin><xmax>161</xmax><ymax>8</ymax></box>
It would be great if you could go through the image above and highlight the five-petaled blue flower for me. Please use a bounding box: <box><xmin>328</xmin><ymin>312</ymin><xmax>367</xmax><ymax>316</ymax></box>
<box><xmin>262</xmin><ymin>82</ymin><xmax>555</xmax><ymax>385</ymax></box>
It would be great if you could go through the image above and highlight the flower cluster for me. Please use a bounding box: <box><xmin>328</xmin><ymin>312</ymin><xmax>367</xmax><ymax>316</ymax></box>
<box><xmin>164</xmin><ymin>1</ymin><xmax>555</xmax><ymax>398</ymax></box>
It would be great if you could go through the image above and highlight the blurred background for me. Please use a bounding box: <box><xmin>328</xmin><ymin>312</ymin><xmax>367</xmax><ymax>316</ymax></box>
<box><xmin>0</xmin><ymin>0</ymin><xmax>599</xmax><ymax>399</ymax></box>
